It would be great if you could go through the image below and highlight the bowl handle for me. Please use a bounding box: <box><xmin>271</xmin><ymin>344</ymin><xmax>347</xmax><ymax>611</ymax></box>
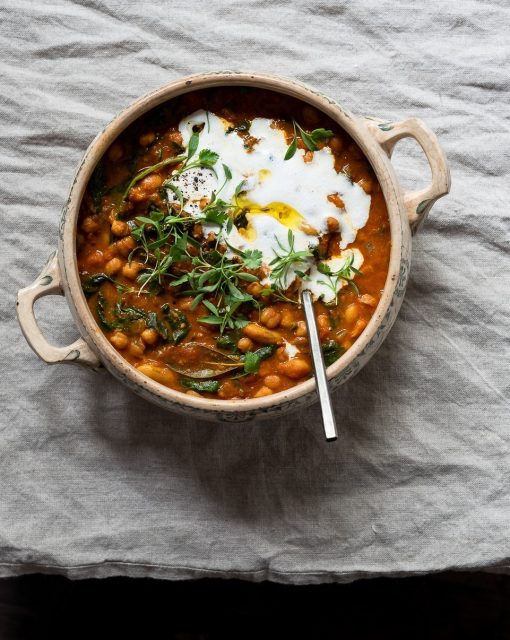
<box><xmin>365</xmin><ymin>117</ymin><xmax>451</xmax><ymax>233</ymax></box>
<box><xmin>16</xmin><ymin>252</ymin><xmax>101</xmax><ymax>368</ymax></box>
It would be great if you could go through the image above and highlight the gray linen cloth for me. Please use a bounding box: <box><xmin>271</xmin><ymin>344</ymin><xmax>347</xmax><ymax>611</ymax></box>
<box><xmin>0</xmin><ymin>0</ymin><xmax>509</xmax><ymax>583</ymax></box>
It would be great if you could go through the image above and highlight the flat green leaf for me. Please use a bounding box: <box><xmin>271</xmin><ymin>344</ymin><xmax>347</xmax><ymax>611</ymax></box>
<box><xmin>223</xmin><ymin>164</ymin><xmax>232</xmax><ymax>180</ymax></box>
<box><xmin>241</xmin><ymin>248</ymin><xmax>263</xmax><ymax>270</ymax></box>
<box><xmin>284</xmin><ymin>137</ymin><xmax>297</xmax><ymax>161</ymax></box>
<box><xmin>310</xmin><ymin>128</ymin><xmax>333</xmax><ymax>143</ymax></box>
<box><xmin>181</xmin><ymin>378</ymin><xmax>220</xmax><ymax>393</ymax></box>
<box><xmin>198</xmin><ymin>149</ymin><xmax>219</xmax><ymax>166</ymax></box>
<box><xmin>202</xmin><ymin>299</ymin><xmax>219</xmax><ymax>315</ymax></box>
<box><xmin>243</xmin><ymin>351</ymin><xmax>260</xmax><ymax>374</ymax></box>
<box><xmin>187</xmin><ymin>132</ymin><xmax>199</xmax><ymax>159</ymax></box>
<box><xmin>198</xmin><ymin>316</ymin><xmax>224</xmax><ymax>325</ymax></box>
<box><xmin>297</xmin><ymin>124</ymin><xmax>318</xmax><ymax>151</ymax></box>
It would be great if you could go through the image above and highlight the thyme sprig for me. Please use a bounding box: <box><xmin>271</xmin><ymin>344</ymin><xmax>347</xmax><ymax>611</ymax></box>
<box><xmin>268</xmin><ymin>229</ymin><xmax>313</xmax><ymax>294</ymax></box>
<box><xmin>173</xmin><ymin>245</ymin><xmax>263</xmax><ymax>333</ymax></box>
<box><xmin>126</xmin><ymin>201</ymin><xmax>263</xmax><ymax>332</ymax></box>
<box><xmin>316</xmin><ymin>252</ymin><xmax>362</xmax><ymax>304</ymax></box>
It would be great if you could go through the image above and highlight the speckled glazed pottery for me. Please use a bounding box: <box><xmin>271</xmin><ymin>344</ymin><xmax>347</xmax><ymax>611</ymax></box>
<box><xmin>16</xmin><ymin>72</ymin><xmax>450</xmax><ymax>422</ymax></box>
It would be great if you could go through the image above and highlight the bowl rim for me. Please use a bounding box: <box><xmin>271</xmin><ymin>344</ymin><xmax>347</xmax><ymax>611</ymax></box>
<box><xmin>59</xmin><ymin>71</ymin><xmax>404</xmax><ymax>414</ymax></box>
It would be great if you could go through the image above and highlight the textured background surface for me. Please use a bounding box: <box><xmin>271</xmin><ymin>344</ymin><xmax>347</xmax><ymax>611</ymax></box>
<box><xmin>1</xmin><ymin>0</ymin><xmax>509</xmax><ymax>583</ymax></box>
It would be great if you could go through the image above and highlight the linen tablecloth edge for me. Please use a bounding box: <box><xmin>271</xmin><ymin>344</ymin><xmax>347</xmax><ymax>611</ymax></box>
<box><xmin>1</xmin><ymin>561</ymin><xmax>509</xmax><ymax>584</ymax></box>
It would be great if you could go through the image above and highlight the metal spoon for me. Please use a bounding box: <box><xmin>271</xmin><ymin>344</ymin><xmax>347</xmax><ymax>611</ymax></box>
<box><xmin>301</xmin><ymin>290</ymin><xmax>338</xmax><ymax>442</ymax></box>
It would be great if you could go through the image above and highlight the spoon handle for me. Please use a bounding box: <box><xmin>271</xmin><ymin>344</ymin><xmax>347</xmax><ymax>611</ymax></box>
<box><xmin>301</xmin><ymin>290</ymin><xmax>338</xmax><ymax>442</ymax></box>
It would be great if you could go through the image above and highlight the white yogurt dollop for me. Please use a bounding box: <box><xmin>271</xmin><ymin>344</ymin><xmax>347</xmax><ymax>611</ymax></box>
<box><xmin>168</xmin><ymin>110</ymin><xmax>371</xmax><ymax>299</ymax></box>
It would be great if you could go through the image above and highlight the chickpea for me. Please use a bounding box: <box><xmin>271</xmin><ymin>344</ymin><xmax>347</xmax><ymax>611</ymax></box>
<box><xmin>326</xmin><ymin>217</ymin><xmax>340</xmax><ymax>233</ymax></box>
<box><xmin>329</xmin><ymin>136</ymin><xmax>344</xmax><ymax>154</ymax></box>
<box><xmin>128</xmin><ymin>339</ymin><xmax>145</xmax><ymax>358</ymax></box>
<box><xmin>243</xmin><ymin>323</ymin><xmax>282</xmax><ymax>345</ymax></box>
<box><xmin>279</xmin><ymin>309</ymin><xmax>296</xmax><ymax>329</ymax></box>
<box><xmin>141</xmin><ymin>328</ymin><xmax>159</xmax><ymax>345</ymax></box>
<box><xmin>85</xmin><ymin>250</ymin><xmax>104</xmax><ymax>268</ymax></box>
<box><xmin>136</xmin><ymin>362</ymin><xmax>176</xmax><ymax>386</ymax></box>
<box><xmin>359</xmin><ymin>293</ymin><xmax>378</xmax><ymax>308</ymax></box>
<box><xmin>104</xmin><ymin>257</ymin><xmax>123</xmax><ymax>276</ymax></box>
<box><xmin>122</xmin><ymin>261</ymin><xmax>144</xmax><ymax>280</ymax></box>
<box><xmin>103</xmin><ymin>245</ymin><xmax>118</xmax><ymax>260</ymax></box>
<box><xmin>111</xmin><ymin>219</ymin><xmax>130</xmax><ymax>237</ymax></box>
<box><xmin>218</xmin><ymin>380</ymin><xmax>238</xmax><ymax>399</ymax></box>
<box><xmin>109</xmin><ymin>331</ymin><xmax>129</xmax><ymax>350</ymax></box>
<box><xmin>192</xmin><ymin>223</ymin><xmax>203</xmax><ymax>239</ymax></box>
<box><xmin>277</xmin><ymin>358</ymin><xmax>311</xmax><ymax>380</ymax></box>
<box><xmin>107</xmin><ymin>142</ymin><xmax>123</xmax><ymax>162</ymax></box>
<box><xmin>199</xmin><ymin>197</ymin><xmax>209</xmax><ymax>210</ymax></box>
<box><xmin>139</xmin><ymin>173</ymin><xmax>163</xmax><ymax>192</ymax></box>
<box><xmin>238</xmin><ymin>337</ymin><xmax>254</xmax><ymax>353</ymax></box>
<box><xmin>177</xmin><ymin>297</ymin><xmax>194</xmax><ymax>311</ymax></box>
<box><xmin>254</xmin><ymin>386</ymin><xmax>273</xmax><ymax>398</ymax></box>
<box><xmin>139</xmin><ymin>131</ymin><xmax>156</xmax><ymax>147</ymax></box>
<box><xmin>295</xmin><ymin>321</ymin><xmax>307</xmax><ymax>337</ymax></box>
<box><xmin>317</xmin><ymin>314</ymin><xmax>330</xmax><ymax>339</ymax></box>
<box><xmin>82</xmin><ymin>216</ymin><xmax>99</xmax><ymax>233</ymax></box>
<box><xmin>128</xmin><ymin>186</ymin><xmax>147</xmax><ymax>203</ymax></box>
<box><xmin>264</xmin><ymin>375</ymin><xmax>282</xmax><ymax>391</ymax></box>
<box><xmin>260</xmin><ymin>307</ymin><xmax>282</xmax><ymax>330</ymax></box>
<box><xmin>351</xmin><ymin>318</ymin><xmax>368</xmax><ymax>338</ymax></box>
<box><xmin>258</xmin><ymin>360</ymin><xmax>274</xmax><ymax>378</ymax></box>
<box><xmin>276</xmin><ymin>346</ymin><xmax>288</xmax><ymax>361</ymax></box>
<box><xmin>128</xmin><ymin>174</ymin><xmax>163</xmax><ymax>203</ymax></box>
<box><xmin>247</xmin><ymin>282</ymin><xmax>263</xmax><ymax>297</ymax></box>
<box><xmin>344</xmin><ymin>303</ymin><xmax>360</xmax><ymax>325</ymax></box>
<box><xmin>114</xmin><ymin>236</ymin><xmax>136</xmax><ymax>257</ymax></box>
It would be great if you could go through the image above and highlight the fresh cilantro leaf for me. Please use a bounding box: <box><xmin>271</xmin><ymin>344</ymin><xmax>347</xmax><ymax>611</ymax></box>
<box><xmin>242</xmin><ymin>248</ymin><xmax>263</xmax><ymax>270</ymax></box>
<box><xmin>243</xmin><ymin>351</ymin><xmax>260</xmax><ymax>374</ymax></box>
<box><xmin>242</xmin><ymin>344</ymin><xmax>277</xmax><ymax>374</ymax></box>
<box><xmin>198</xmin><ymin>149</ymin><xmax>219</xmax><ymax>166</ymax></box>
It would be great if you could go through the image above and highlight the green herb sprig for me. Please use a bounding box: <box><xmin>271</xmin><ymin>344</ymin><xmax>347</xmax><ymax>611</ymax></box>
<box><xmin>284</xmin><ymin>121</ymin><xmax>333</xmax><ymax>161</ymax></box>
<box><xmin>268</xmin><ymin>229</ymin><xmax>313</xmax><ymax>298</ymax></box>
<box><xmin>173</xmin><ymin>245</ymin><xmax>263</xmax><ymax>333</ymax></box>
<box><xmin>316</xmin><ymin>252</ymin><xmax>362</xmax><ymax>303</ymax></box>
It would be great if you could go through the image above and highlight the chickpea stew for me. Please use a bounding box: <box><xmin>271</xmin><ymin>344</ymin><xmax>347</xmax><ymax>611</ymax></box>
<box><xmin>77</xmin><ymin>88</ymin><xmax>390</xmax><ymax>400</ymax></box>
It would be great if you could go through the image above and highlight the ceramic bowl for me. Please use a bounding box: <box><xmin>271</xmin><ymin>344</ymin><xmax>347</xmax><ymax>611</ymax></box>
<box><xmin>16</xmin><ymin>72</ymin><xmax>450</xmax><ymax>422</ymax></box>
